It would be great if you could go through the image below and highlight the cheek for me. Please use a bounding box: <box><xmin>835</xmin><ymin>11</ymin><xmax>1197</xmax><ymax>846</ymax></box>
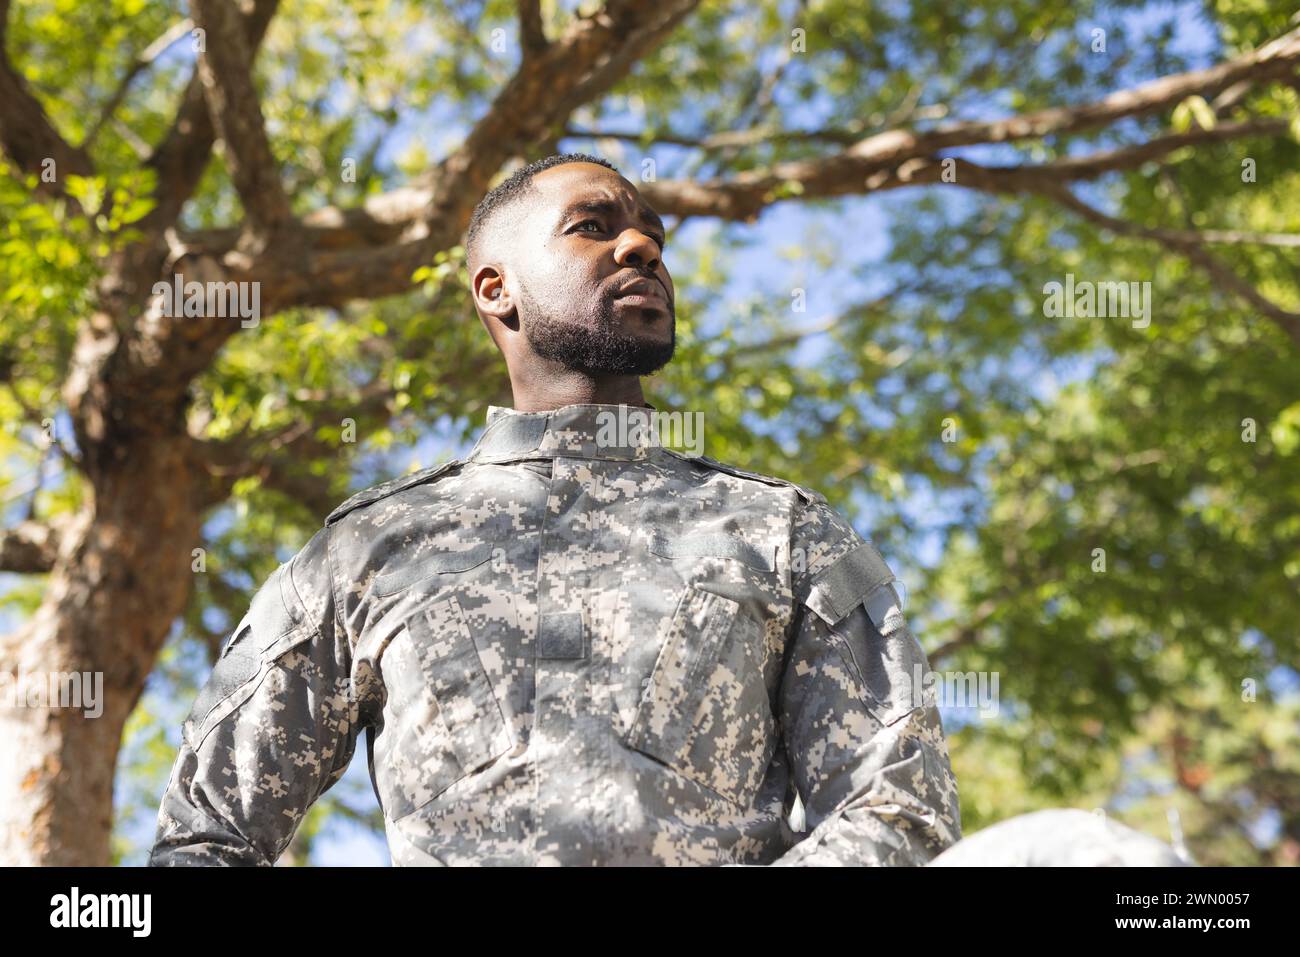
<box><xmin>557</xmin><ymin>259</ymin><xmax>605</xmax><ymax>305</ymax></box>
<box><xmin>534</xmin><ymin>245</ymin><xmax>598</xmax><ymax>292</ymax></box>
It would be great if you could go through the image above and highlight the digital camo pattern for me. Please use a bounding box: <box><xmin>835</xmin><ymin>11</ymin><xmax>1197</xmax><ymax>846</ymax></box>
<box><xmin>149</xmin><ymin>402</ymin><xmax>961</xmax><ymax>866</ymax></box>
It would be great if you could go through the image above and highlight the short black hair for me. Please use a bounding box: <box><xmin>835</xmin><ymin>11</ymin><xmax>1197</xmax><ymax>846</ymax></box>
<box><xmin>465</xmin><ymin>152</ymin><xmax>620</xmax><ymax>269</ymax></box>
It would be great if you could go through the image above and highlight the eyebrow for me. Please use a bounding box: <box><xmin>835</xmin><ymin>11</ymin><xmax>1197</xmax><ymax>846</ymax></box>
<box><xmin>558</xmin><ymin>198</ymin><xmax>666</xmax><ymax>239</ymax></box>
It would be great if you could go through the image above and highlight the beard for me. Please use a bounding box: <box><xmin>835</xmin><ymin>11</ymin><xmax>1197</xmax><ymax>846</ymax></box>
<box><xmin>518</xmin><ymin>277</ymin><xmax>675</xmax><ymax>377</ymax></box>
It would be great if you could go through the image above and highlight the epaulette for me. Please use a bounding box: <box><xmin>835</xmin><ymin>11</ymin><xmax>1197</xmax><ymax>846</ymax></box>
<box><xmin>324</xmin><ymin>459</ymin><xmax>466</xmax><ymax>526</ymax></box>
<box><xmin>672</xmin><ymin>451</ymin><xmax>828</xmax><ymax>506</ymax></box>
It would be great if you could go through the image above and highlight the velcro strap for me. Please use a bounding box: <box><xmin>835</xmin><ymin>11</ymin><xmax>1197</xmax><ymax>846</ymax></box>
<box><xmin>805</xmin><ymin>541</ymin><xmax>898</xmax><ymax>627</ymax></box>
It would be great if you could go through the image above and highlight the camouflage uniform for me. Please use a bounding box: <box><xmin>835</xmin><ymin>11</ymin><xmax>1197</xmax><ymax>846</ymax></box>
<box><xmin>149</xmin><ymin>402</ymin><xmax>961</xmax><ymax>866</ymax></box>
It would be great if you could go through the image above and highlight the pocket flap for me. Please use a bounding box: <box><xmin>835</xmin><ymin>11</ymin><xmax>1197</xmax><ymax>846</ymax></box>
<box><xmin>649</xmin><ymin>531</ymin><xmax>776</xmax><ymax>573</ymax></box>
<box><xmin>372</xmin><ymin>543</ymin><xmax>495</xmax><ymax>596</ymax></box>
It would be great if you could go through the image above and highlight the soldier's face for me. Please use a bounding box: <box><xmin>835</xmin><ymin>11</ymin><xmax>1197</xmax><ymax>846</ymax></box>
<box><xmin>511</xmin><ymin>163</ymin><xmax>676</xmax><ymax>377</ymax></box>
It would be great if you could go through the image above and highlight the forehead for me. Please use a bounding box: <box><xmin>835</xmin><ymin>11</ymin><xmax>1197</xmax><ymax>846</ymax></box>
<box><xmin>529</xmin><ymin>162</ymin><xmax>654</xmax><ymax>220</ymax></box>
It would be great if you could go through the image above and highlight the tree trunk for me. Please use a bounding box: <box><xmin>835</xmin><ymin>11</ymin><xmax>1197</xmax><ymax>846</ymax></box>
<box><xmin>0</xmin><ymin>436</ymin><xmax>204</xmax><ymax>865</ymax></box>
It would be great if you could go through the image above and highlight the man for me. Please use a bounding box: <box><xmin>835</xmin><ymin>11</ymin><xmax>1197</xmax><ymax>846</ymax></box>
<box><xmin>149</xmin><ymin>153</ymin><xmax>962</xmax><ymax>866</ymax></box>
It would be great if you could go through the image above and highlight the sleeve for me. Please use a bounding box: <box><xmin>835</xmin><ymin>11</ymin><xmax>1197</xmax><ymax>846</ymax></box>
<box><xmin>148</xmin><ymin>526</ymin><xmax>359</xmax><ymax>866</ymax></box>
<box><xmin>770</xmin><ymin>503</ymin><xmax>962</xmax><ymax>866</ymax></box>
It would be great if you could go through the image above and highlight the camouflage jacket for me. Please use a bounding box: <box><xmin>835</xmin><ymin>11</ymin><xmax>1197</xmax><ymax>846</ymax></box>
<box><xmin>149</xmin><ymin>402</ymin><xmax>961</xmax><ymax>866</ymax></box>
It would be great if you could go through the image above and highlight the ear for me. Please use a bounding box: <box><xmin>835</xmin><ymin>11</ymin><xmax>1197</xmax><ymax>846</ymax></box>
<box><xmin>472</xmin><ymin>265</ymin><xmax>514</xmax><ymax>322</ymax></box>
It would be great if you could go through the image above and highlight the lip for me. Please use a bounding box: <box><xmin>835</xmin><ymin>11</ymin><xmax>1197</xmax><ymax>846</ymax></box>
<box><xmin>613</xmin><ymin>293</ymin><xmax>668</xmax><ymax>312</ymax></box>
<box><xmin>613</xmin><ymin>277</ymin><xmax>668</xmax><ymax>304</ymax></box>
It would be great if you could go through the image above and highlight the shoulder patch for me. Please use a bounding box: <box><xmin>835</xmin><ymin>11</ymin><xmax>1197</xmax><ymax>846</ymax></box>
<box><xmin>674</xmin><ymin>452</ymin><xmax>828</xmax><ymax>506</ymax></box>
<box><xmin>803</xmin><ymin>540</ymin><xmax>899</xmax><ymax>628</ymax></box>
<box><xmin>324</xmin><ymin>459</ymin><xmax>466</xmax><ymax>526</ymax></box>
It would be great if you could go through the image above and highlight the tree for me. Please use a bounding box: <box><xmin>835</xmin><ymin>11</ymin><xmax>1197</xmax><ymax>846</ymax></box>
<box><xmin>1</xmin><ymin>0</ymin><xmax>1296</xmax><ymax>865</ymax></box>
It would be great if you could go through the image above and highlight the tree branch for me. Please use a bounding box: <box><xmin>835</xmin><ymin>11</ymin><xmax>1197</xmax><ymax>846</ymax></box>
<box><xmin>230</xmin><ymin>0</ymin><xmax>702</xmax><ymax>312</ymax></box>
<box><xmin>183</xmin><ymin>22</ymin><xmax>1297</xmax><ymax>269</ymax></box>
<box><xmin>838</xmin><ymin>24</ymin><xmax>1300</xmax><ymax>169</ymax></box>
<box><xmin>563</xmin><ymin>121</ymin><xmax>896</xmax><ymax>150</ymax></box>
<box><xmin>0</xmin><ymin>519</ymin><xmax>62</xmax><ymax>574</ymax></box>
<box><xmin>81</xmin><ymin>17</ymin><xmax>195</xmax><ymax>151</ymax></box>
<box><xmin>0</xmin><ymin>0</ymin><xmax>93</xmax><ymax>202</ymax></box>
<box><xmin>190</xmin><ymin>0</ymin><xmax>291</xmax><ymax>244</ymax></box>
<box><xmin>65</xmin><ymin>0</ymin><xmax>284</xmax><ymax>438</ymax></box>
<box><xmin>1037</xmin><ymin>184</ymin><xmax>1300</xmax><ymax>346</ymax></box>
<box><xmin>195</xmin><ymin>366</ymin><xmax>415</xmax><ymax>513</ymax></box>
<box><xmin>86</xmin><ymin>11</ymin><xmax>1298</xmax><ymax>348</ymax></box>
<box><xmin>635</xmin><ymin>116</ymin><xmax>1293</xmax><ymax>221</ymax></box>
<box><xmin>144</xmin><ymin>0</ymin><xmax>279</xmax><ymax>236</ymax></box>
<box><xmin>630</xmin><ymin>25</ymin><xmax>1300</xmax><ymax>220</ymax></box>
<box><xmin>421</xmin><ymin>0</ymin><xmax>703</xmax><ymax>234</ymax></box>
<box><xmin>928</xmin><ymin>599</ymin><xmax>999</xmax><ymax>665</ymax></box>
<box><xmin>518</xmin><ymin>0</ymin><xmax>547</xmax><ymax>58</ymax></box>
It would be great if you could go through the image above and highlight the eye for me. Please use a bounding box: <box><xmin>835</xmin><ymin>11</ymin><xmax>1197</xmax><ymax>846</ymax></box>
<box><xmin>574</xmin><ymin>219</ymin><xmax>604</xmax><ymax>235</ymax></box>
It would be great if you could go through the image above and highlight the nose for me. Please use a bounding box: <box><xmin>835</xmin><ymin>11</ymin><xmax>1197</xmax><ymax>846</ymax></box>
<box><xmin>614</xmin><ymin>228</ymin><xmax>662</xmax><ymax>273</ymax></box>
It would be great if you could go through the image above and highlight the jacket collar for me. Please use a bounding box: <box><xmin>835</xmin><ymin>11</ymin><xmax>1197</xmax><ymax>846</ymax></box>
<box><xmin>467</xmin><ymin>401</ymin><xmax>667</xmax><ymax>463</ymax></box>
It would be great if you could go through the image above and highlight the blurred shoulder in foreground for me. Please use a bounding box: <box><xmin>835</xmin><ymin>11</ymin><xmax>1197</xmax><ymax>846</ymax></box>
<box><xmin>927</xmin><ymin>808</ymin><xmax>1192</xmax><ymax>866</ymax></box>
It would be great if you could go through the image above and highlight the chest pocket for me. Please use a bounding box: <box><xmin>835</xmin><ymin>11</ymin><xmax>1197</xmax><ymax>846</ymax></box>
<box><xmin>624</xmin><ymin>583</ymin><xmax>778</xmax><ymax>810</ymax></box>
<box><xmin>374</xmin><ymin>595</ymin><xmax>514</xmax><ymax>821</ymax></box>
<box><xmin>638</xmin><ymin>495</ymin><xmax>777</xmax><ymax>573</ymax></box>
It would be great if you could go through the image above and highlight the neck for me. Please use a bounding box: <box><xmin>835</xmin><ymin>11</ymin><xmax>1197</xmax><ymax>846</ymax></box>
<box><xmin>508</xmin><ymin>369</ymin><xmax>647</xmax><ymax>412</ymax></box>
